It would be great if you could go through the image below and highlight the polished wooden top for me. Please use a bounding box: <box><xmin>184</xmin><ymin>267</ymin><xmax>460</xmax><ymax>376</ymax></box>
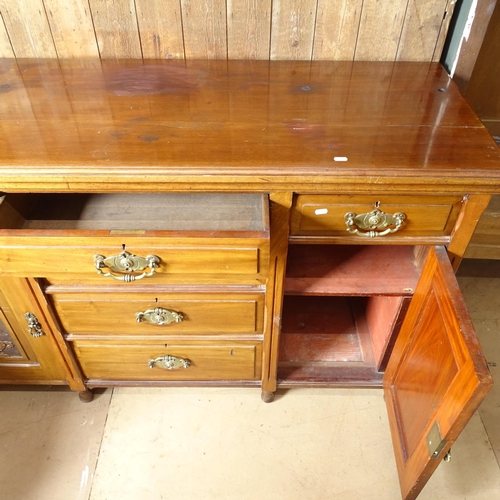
<box><xmin>0</xmin><ymin>59</ymin><xmax>499</xmax><ymax>192</ymax></box>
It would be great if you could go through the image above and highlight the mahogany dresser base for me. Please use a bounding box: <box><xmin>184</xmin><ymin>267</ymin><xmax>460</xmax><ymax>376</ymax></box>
<box><xmin>0</xmin><ymin>59</ymin><xmax>499</xmax><ymax>500</ymax></box>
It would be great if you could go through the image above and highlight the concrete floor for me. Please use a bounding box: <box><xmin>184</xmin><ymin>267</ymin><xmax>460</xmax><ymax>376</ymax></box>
<box><xmin>1</xmin><ymin>268</ymin><xmax>500</xmax><ymax>499</ymax></box>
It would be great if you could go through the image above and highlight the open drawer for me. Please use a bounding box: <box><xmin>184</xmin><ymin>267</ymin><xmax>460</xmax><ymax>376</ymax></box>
<box><xmin>0</xmin><ymin>193</ymin><xmax>269</xmax><ymax>284</ymax></box>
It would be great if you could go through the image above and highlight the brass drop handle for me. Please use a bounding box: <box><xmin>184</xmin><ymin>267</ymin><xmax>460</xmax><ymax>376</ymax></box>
<box><xmin>148</xmin><ymin>355</ymin><xmax>191</xmax><ymax>370</ymax></box>
<box><xmin>25</xmin><ymin>312</ymin><xmax>44</xmax><ymax>338</ymax></box>
<box><xmin>344</xmin><ymin>203</ymin><xmax>406</xmax><ymax>238</ymax></box>
<box><xmin>136</xmin><ymin>307</ymin><xmax>184</xmax><ymax>326</ymax></box>
<box><xmin>94</xmin><ymin>251</ymin><xmax>160</xmax><ymax>282</ymax></box>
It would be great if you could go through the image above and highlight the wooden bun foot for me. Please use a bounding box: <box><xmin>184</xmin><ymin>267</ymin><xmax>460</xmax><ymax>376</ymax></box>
<box><xmin>261</xmin><ymin>390</ymin><xmax>275</xmax><ymax>403</ymax></box>
<box><xmin>78</xmin><ymin>389</ymin><xmax>94</xmax><ymax>403</ymax></box>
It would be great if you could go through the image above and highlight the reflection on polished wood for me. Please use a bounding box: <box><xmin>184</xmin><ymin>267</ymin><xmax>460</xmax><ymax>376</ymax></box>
<box><xmin>384</xmin><ymin>247</ymin><xmax>493</xmax><ymax>499</ymax></box>
<box><xmin>0</xmin><ymin>58</ymin><xmax>498</xmax><ymax>500</ymax></box>
<box><xmin>0</xmin><ymin>59</ymin><xmax>500</xmax><ymax>192</ymax></box>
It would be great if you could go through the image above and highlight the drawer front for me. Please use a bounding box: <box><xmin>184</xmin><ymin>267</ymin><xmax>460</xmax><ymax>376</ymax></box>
<box><xmin>73</xmin><ymin>341</ymin><xmax>262</xmax><ymax>381</ymax></box>
<box><xmin>50</xmin><ymin>291</ymin><xmax>264</xmax><ymax>336</ymax></box>
<box><xmin>291</xmin><ymin>195</ymin><xmax>464</xmax><ymax>238</ymax></box>
<box><xmin>0</xmin><ymin>236</ymin><xmax>269</xmax><ymax>284</ymax></box>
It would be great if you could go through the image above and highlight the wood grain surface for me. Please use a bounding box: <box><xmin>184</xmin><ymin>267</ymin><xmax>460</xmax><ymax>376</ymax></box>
<box><xmin>285</xmin><ymin>245</ymin><xmax>420</xmax><ymax>296</ymax></box>
<box><xmin>0</xmin><ymin>277</ymin><xmax>67</xmax><ymax>382</ymax></box>
<box><xmin>0</xmin><ymin>0</ymin><xmax>455</xmax><ymax>62</ymax></box>
<box><xmin>384</xmin><ymin>246</ymin><xmax>493</xmax><ymax>499</ymax></box>
<box><xmin>227</xmin><ymin>0</ymin><xmax>271</xmax><ymax>59</ymax></box>
<box><xmin>73</xmin><ymin>340</ymin><xmax>262</xmax><ymax>380</ymax></box>
<box><xmin>396</xmin><ymin>0</ymin><xmax>451</xmax><ymax>62</ymax></box>
<box><xmin>181</xmin><ymin>0</ymin><xmax>227</xmax><ymax>59</ymax></box>
<box><xmin>135</xmin><ymin>0</ymin><xmax>185</xmax><ymax>59</ymax></box>
<box><xmin>354</xmin><ymin>0</ymin><xmax>407</xmax><ymax>61</ymax></box>
<box><xmin>1</xmin><ymin>59</ymin><xmax>499</xmax><ymax>193</ymax></box>
<box><xmin>44</xmin><ymin>0</ymin><xmax>100</xmax><ymax>58</ymax></box>
<box><xmin>0</xmin><ymin>0</ymin><xmax>57</xmax><ymax>57</ymax></box>
<box><xmin>312</xmin><ymin>0</ymin><xmax>362</xmax><ymax>60</ymax></box>
<box><xmin>88</xmin><ymin>0</ymin><xmax>142</xmax><ymax>58</ymax></box>
<box><xmin>49</xmin><ymin>291</ymin><xmax>265</xmax><ymax>335</ymax></box>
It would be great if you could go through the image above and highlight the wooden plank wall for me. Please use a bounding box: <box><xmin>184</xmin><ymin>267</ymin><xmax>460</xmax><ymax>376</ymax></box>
<box><xmin>0</xmin><ymin>0</ymin><xmax>456</xmax><ymax>61</ymax></box>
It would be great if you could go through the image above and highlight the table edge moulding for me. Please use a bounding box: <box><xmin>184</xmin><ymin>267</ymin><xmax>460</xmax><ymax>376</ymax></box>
<box><xmin>0</xmin><ymin>58</ymin><xmax>498</xmax><ymax>500</ymax></box>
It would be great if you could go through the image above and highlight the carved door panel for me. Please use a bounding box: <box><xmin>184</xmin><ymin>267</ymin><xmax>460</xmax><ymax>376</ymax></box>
<box><xmin>0</xmin><ymin>277</ymin><xmax>66</xmax><ymax>382</ymax></box>
<box><xmin>384</xmin><ymin>246</ymin><xmax>493</xmax><ymax>500</ymax></box>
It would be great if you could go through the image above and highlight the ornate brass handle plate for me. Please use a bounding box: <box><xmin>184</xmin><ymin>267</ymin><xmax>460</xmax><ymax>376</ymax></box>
<box><xmin>25</xmin><ymin>312</ymin><xmax>44</xmax><ymax>338</ymax></box>
<box><xmin>148</xmin><ymin>355</ymin><xmax>191</xmax><ymax>370</ymax></box>
<box><xmin>344</xmin><ymin>203</ymin><xmax>406</xmax><ymax>238</ymax></box>
<box><xmin>136</xmin><ymin>307</ymin><xmax>184</xmax><ymax>326</ymax></box>
<box><xmin>94</xmin><ymin>251</ymin><xmax>160</xmax><ymax>282</ymax></box>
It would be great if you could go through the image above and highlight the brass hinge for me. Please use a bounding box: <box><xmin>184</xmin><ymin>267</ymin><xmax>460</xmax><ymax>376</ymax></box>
<box><xmin>426</xmin><ymin>420</ymin><xmax>447</xmax><ymax>459</ymax></box>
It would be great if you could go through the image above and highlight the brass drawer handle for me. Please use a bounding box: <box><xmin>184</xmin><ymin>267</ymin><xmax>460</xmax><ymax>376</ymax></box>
<box><xmin>136</xmin><ymin>307</ymin><xmax>184</xmax><ymax>326</ymax></box>
<box><xmin>94</xmin><ymin>251</ymin><xmax>160</xmax><ymax>282</ymax></box>
<box><xmin>344</xmin><ymin>204</ymin><xmax>406</xmax><ymax>238</ymax></box>
<box><xmin>148</xmin><ymin>355</ymin><xmax>191</xmax><ymax>370</ymax></box>
<box><xmin>25</xmin><ymin>312</ymin><xmax>44</xmax><ymax>338</ymax></box>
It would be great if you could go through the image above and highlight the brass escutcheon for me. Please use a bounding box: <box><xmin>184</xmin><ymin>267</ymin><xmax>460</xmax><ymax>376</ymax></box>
<box><xmin>25</xmin><ymin>312</ymin><xmax>44</xmax><ymax>338</ymax></box>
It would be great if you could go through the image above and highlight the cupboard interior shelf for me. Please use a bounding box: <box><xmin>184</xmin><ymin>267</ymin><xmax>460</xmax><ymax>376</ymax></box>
<box><xmin>280</xmin><ymin>244</ymin><xmax>416</xmax><ymax>386</ymax></box>
<box><xmin>285</xmin><ymin>244</ymin><xmax>421</xmax><ymax>296</ymax></box>
<box><xmin>278</xmin><ymin>295</ymin><xmax>409</xmax><ymax>387</ymax></box>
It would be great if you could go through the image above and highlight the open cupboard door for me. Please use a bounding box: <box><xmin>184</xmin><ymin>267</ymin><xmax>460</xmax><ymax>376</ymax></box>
<box><xmin>383</xmin><ymin>246</ymin><xmax>493</xmax><ymax>500</ymax></box>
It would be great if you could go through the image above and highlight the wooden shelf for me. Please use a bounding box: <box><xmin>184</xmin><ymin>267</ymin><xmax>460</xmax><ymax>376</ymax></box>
<box><xmin>285</xmin><ymin>245</ymin><xmax>420</xmax><ymax>296</ymax></box>
<box><xmin>280</xmin><ymin>296</ymin><xmax>365</xmax><ymax>363</ymax></box>
<box><xmin>278</xmin><ymin>295</ymin><xmax>406</xmax><ymax>386</ymax></box>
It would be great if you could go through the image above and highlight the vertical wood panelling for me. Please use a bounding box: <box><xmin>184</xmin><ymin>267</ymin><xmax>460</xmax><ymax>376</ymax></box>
<box><xmin>396</xmin><ymin>0</ymin><xmax>450</xmax><ymax>61</ymax></box>
<box><xmin>0</xmin><ymin>15</ymin><xmax>14</xmax><ymax>57</ymax></box>
<box><xmin>135</xmin><ymin>0</ymin><xmax>185</xmax><ymax>59</ymax></box>
<box><xmin>181</xmin><ymin>0</ymin><xmax>227</xmax><ymax>59</ymax></box>
<box><xmin>0</xmin><ymin>0</ymin><xmax>456</xmax><ymax>63</ymax></box>
<box><xmin>270</xmin><ymin>0</ymin><xmax>318</xmax><ymax>60</ymax></box>
<box><xmin>227</xmin><ymin>0</ymin><xmax>271</xmax><ymax>59</ymax></box>
<box><xmin>355</xmin><ymin>0</ymin><xmax>409</xmax><ymax>61</ymax></box>
<box><xmin>0</xmin><ymin>0</ymin><xmax>57</xmax><ymax>57</ymax></box>
<box><xmin>432</xmin><ymin>0</ymin><xmax>458</xmax><ymax>62</ymax></box>
<box><xmin>88</xmin><ymin>0</ymin><xmax>142</xmax><ymax>58</ymax></box>
<box><xmin>43</xmin><ymin>0</ymin><xmax>99</xmax><ymax>58</ymax></box>
<box><xmin>312</xmin><ymin>0</ymin><xmax>363</xmax><ymax>60</ymax></box>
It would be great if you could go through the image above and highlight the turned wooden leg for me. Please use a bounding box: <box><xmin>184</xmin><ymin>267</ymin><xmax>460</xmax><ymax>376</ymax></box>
<box><xmin>78</xmin><ymin>389</ymin><xmax>94</xmax><ymax>403</ymax></box>
<box><xmin>261</xmin><ymin>390</ymin><xmax>275</xmax><ymax>403</ymax></box>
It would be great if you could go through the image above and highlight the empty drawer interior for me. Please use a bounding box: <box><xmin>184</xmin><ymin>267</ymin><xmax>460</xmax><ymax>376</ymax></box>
<box><xmin>0</xmin><ymin>193</ymin><xmax>269</xmax><ymax>232</ymax></box>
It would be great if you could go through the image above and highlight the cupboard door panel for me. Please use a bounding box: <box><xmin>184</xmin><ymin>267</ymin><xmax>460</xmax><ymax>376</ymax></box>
<box><xmin>0</xmin><ymin>278</ymin><xmax>66</xmax><ymax>382</ymax></box>
<box><xmin>383</xmin><ymin>246</ymin><xmax>492</xmax><ymax>500</ymax></box>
